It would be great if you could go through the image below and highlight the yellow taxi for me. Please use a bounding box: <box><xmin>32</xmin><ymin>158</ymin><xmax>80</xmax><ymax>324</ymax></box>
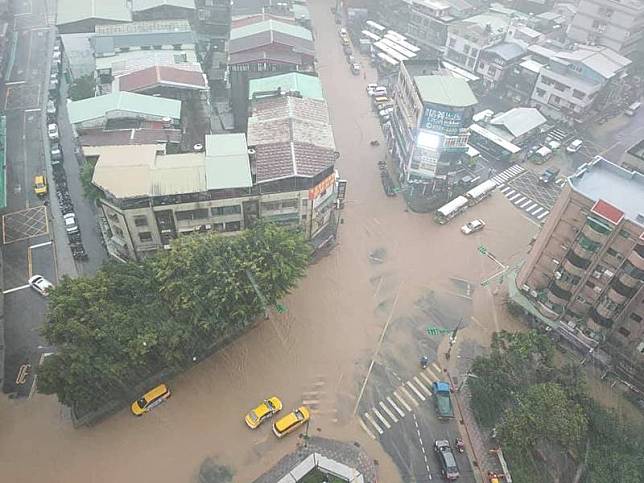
<box><xmin>34</xmin><ymin>175</ymin><xmax>48</xmax><ymax>197</ymax></box>
<box><xmin>272</xmin><ymin>406</ymin><xmax>310</xmax><ymax>438</ymax></box>
<box><xmin>244</xmin><ymin>396</ymin><xmax>283</xmax><ymax>429</ymax></box>
<box><xmin>131</xmin><ymin>384</ymin><xmax>171</xmax><ymax>416</ymax></box>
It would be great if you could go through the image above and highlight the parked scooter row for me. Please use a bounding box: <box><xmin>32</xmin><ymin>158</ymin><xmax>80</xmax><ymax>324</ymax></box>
<box><xmin>52</xmin><ymin>166</ymin><xmax>87</xmax><ymax>260</ymax></box>
<box><xmin>378</xmin><ymin>160</ymin><xmax>396</xmax><ymax>197</ymax></box>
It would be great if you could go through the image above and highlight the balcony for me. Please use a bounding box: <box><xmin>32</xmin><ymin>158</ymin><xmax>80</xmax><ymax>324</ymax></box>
<box><xmin>622</xmin><ymin>259</ymin><xmax>644</xmax><ymax>282</ymax></box>
<box><xmin>582</xmin><ymin>222</ymin><xmax>610</xmax><ymax>243</ymax></box>
<box><xmin>549</xmin><ymin>281</ymin><xmax>572</xmax><ymax>302</ymax></box>
<box><xmin>571</xmin><ymin>243</ymin><xmax>596</xmax><ymax>262</ymax></box>
<box><xmin>611</xmin><ymin>276</ymin><xmax>638</xmax><ymax>298</ymax></box>
<box><xmin>589</xmin><ymin>307</ymin><xmax>613</xmax><ymax>329</ymax></box>
<box><xmin>627</xmin><ymin>244</ymin><xmax>644</xmax><ymax>271</ymax></box>
<box><xmin>606</xmin><ymin>286</ymin><xmax>628</xmax><ymax>305</ymax></box>
<box><xmin>566</xmin><ymin>250</ymin><xmax>591</xmax><ymax>270</ymax></box>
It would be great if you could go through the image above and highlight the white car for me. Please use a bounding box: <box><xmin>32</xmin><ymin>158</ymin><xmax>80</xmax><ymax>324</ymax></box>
<box><xmin>366</xmin><ymin>83</ymin><xmax>378</xmax><ymax>95</ymax></box>
<box><xmin>28</xmin><ymin>275</ymin><xmax>54</xmax><ymax>296</ymax></box>
<box><xmin>373</xmin><ymin>87</ymin><xmax>387</xmax><ymax>97</ymax></box>
<box><xmin>47</xmin><ymin>123</ymin><xmax>59</xmax><ymax>140</ymax></box>
<box><xmin>566</xmin><ymin>139</ymin><xmax>583</xmax><ymax>153</ymax></box>
<box><xmin>461</xmin><ymin>219</ymin><xmax>485</xmax><ymax>235</ymax></box>
<box><xmin>63</xmin><ymin>213</ymin><xmax>79</xmax><ymax>234</ymax></box>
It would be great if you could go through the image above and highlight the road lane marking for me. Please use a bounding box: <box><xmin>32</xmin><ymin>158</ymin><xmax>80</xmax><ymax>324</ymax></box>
<box><xmin>3</xmin><ymin>284</ymin><xmax>30</xmax><ymax>294</ymax></box>
<box><xmin>359</xmin><ymin>417</ymin><xmax>377</xmax><ymax>439</ymax></box>
<box><xmin>532</xmin><ymin>207</ymin><xmax>543</xmax><ymax>216</ymax></box>
<box><xmin>520</xmin><ymin>199</ymin><xmax>533</xmax><ymax>208</ymax></box>
<box><xmin>393</xmin><ymin>391</ymin><xmax>412</xmax><ymax>412</ymax></box>
<box><xmin>427</xmin><ymin>366</ymin><xmax>442</xmax><ymax>381</ymax></box>
<box><xmin>412</xmin><ymin>413</ymin><xmax>433</xmax><ymax>480</ymax></box>
<box><xmin>30</xmin><ymin>240</ymin><xmax>52</xmax><ymax>249</ymax></box>
<box><xmin>420</xmin><ymin>372</ymin><xmax>434</xmax><ymax>386</ymax></box>
<box><xmin>507</xmin><ymin>193</ymin><xmax>521</xmax><ymax>202</ymax></box>
<box><xmin>432</xmin><ymin>362</ymin><xmax>442</xmax><ymax>374</ymax></box>
<box><xmin>537</xmin><ymin>210</ymin><xmax>549</xmax><ymax>219</ymax></box>
<box><xmin>414</xmin><ymin>376</ymin><xmax>432</xmax><ymax>396</ymax></box>
<box><xmin>400</xmin><ymin>386</ymin><xmax>419</xmax><ymax>407</ymax></box>
<box><xmin>406</xmin><ymin>380</ymin><xmax>426</xmax><ymax>401</ymax></box>
<box><xmin>525</xmin><ymin>202</ymin><xmax>537</xmax><ymax>211</ymax></box>
<box><xmin>372</xmin><ymin>407</ymin><xmax>391</xmax><ymax>429</ymax></box>
<box><xmin>363</xmin><ymin>413</ymin><xmax>383</xmax><ymax>434</ymax></box>
<box><xmin>514</xmin><ymin>196</ymin><xmax>526</xmax><ymax>205</ymax></box>
<box><xmin>379</xmin><ymin>401</ymin><xmax>398</xmax><ymax>423</ymax></box>
<box><xmin>500</xmin><ymin>186</ymin><xmax>512</xmax><ymax>193</ymax></box>
<box><xmin>387</xmin><ymin>396</ymin><xmax>405</xmax><ymax>417</ymax></box>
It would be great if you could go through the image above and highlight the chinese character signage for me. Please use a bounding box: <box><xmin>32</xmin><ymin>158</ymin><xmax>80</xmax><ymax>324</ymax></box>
<box><xmin>421</xmin><ymin>106</ymin><xmax>463</xmax><ymax>135</ymax></box>
<box><xmin>308</xmin><ymin>173</ymin><xmax>336</xmax><ymax>200</ymax></box>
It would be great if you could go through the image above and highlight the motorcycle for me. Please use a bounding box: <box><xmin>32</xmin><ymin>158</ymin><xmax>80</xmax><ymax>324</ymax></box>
<box><xmin>420</xmin><ymin>356</ymin><xmax>429</xmax><ymax>369</ymax></box>
<box><xmin>455</xmin><ymin>438</ymin><xmax>465</xmax><ymax>453</ymax></box>
<box><xmin>370</xmin><ymin>140</ymin><xmax>380</xmax><ymax>146</ymax></box>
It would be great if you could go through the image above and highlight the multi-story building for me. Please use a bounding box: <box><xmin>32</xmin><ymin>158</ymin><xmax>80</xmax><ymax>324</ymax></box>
<box><xmin>91</xmin><ymin>133</ymin><xmax>339</xmax><ymax>261</ymax></box>
<box><xmin>443</xmin><ymin>13</ymin><xmax>510</xmax><ymax>72</ymax></box>
<box><xmin>475</xmin><ymin>41</ymin><xmax>525</xmax><ymax>89</ymax></box>
<box><xmin>503</xmin><ymin>56</ymin><xmax>543</xmax><ymax>104</ymax></box>
<box><xmin>407</xmin><ymin>0</ymin><xmax>479</xmax><ymax>55</ymax></box>
<box><xmin>528</xmin><ymin>44</ymin><xmax>631</xmax><ymax>124</ymax></box>
<box><xmin>390</xmin><ymin>62</ymin><xmax>477</xmax><ymax>191</ymax></box>
<box><xmin>567</xmin><ymin>0</ymin><xmax>644</xmax><ymax>57</ymax></box>
<box><xmin>517</xmin><ymin>156</ymin><xmax>644</xmax><ymax>384</ymax></box>
<box><xmin>131</xmin><ymin>0</ymin><xmax>196</xmax><ymax>21</ymax></box>
<box><xmin>621</xmin><ymin>139</ymin><xmax>644</xmax><ymax>174</ymax></box>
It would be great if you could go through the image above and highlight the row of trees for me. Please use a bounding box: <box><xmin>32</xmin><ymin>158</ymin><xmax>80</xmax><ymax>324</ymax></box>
<box><xmin>468</xmin><ymin>331</ymin><xmax>644</xmax><ymax>482</ymax></box>
<box><xmin>38</xmin><ymin>223</ymin><xmax>310</xmax><ymax>411</ymax></box>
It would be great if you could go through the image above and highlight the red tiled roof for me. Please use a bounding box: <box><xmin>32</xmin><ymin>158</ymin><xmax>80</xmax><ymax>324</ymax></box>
<box><xmin>591</xmin><ymin>199</ymin><xmax>624</xmax><ymax>225</ymax></box>
<box><xmin>232</xmin><ymin>14</ymin><xmax>297</xmax><ymax>28</ymax></box>
<box><xmin>117</xmin><ymin>65</ymin><xmax>207</xmax><ymax>92</ymax></box>
<box><xmin>255</xmin><ymin>142</ymin><xmax>335</xmax><ymax>183</ymax></box>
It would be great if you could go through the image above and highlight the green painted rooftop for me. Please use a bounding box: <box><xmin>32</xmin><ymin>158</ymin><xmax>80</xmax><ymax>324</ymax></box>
<box><xmin>248</xmin><ymin>73</ymin><xmax>323</xmax><ymax>100</ymax></box>
<box><xmin>413</xmin><ymin>75</ymin><xmax>478</xmax><ymax>108</ymax></box>
<box><xmin>68</xmin><ymin>91</ymin><xmax>181</xmax><ymax>124</ymax></box>
<box><xmin>230</xmin><ymin>19</ymin><xmax>313</xmax><ymax>41</ymax></box>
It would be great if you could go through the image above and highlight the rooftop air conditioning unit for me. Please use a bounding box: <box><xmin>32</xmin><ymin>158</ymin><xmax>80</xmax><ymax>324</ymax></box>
<box><xmin>592</xmin><ymin>271</ymin><xmax>601</xmax><ymax>279</ymax></box>
<box><xmin>554</xmin><ymin>271</ymin><xmax>562</xmax><ymax>279</ymax></box>
<box><xmin>594</xmin><ymin>286</ymin><xmax>602</xmax><ymax>293</ymax></box>
<box><xmin>552</xmin><ymin>259</ymin><xmax>560</xmax><ymax>265</ymax></box>
<box><xmin>603</xmin><ymin>269</ymin><xmax>614</xmax><ymax>278</ymax></box>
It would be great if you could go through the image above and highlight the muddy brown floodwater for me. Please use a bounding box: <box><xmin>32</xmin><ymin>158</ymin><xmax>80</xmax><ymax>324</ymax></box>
<box><xmin>0</xmin><ymin>1</ymin><xmax>540</xmax><ymax>482</ymax></box>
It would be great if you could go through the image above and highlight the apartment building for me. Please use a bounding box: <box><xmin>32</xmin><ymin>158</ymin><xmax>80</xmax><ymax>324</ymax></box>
<box><xmin>517</xmin><ymin>156</ymin><xmax>644</xmax><ymax>382</ymax></box>
<box><xmin>475</xmin><ymin>41</ymin><xmax>525</xmax><ymax>89</ymax></box>
<box><xmin>529</xmin><ymin>44</ymin><xmax>631</xmax><ymax>124</ymax></box>
<box><xmin>91</xmin><ymin>133</ymin><xmax>339</xmax><ymax>261</ymax></box>
<box><xmin>567</xmin><ymin>0</ymin><xmax>644</xmax><ymax>57</ymax></box>
<box><xmin>443</xmin><ymin>13</ymin><xmax>510</xmax><ymax>72</ymax></box>
<box><xmin>407</xmin><ymin>0</ymin><xmax>479</xmax><ymax>55</ymax></box>
<box><xmin>390</xmin><ymin>62</ymin><xmax>477</xmax><ymax>189</ymax></box>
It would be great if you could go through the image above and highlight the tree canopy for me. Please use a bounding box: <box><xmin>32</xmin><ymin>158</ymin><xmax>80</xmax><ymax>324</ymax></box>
<box><xmin>468</xmin><ymin>330</ymin><xmax>644</xmax><ymax>483</ymax></box>
<box><xmin>38</xmin><ymin>224</ymin><xmax>310</xmax><ymax>410</ymax></box>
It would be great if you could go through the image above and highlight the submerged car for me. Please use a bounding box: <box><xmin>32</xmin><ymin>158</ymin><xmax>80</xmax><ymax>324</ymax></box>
<box><xmin>461</xmin><ymin>219</ymin><xmax>485</xmax><ymax>235</ymax></box>
<box><xmin>272</xmin><ymin>406</ymin><xmax>310</xmax><ymax>438</ymax></box>
<box><xmin>131</xmin><ymin>384</ymin><xmax>171</xmax><ymax>416</ymax></box>
<box><xmin>245</xmin><ymin>397</ymin><xmax>283</xmax><ymax>429</ymax></box>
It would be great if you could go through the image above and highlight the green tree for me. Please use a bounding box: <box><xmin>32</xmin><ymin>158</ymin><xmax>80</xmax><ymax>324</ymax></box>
<box><xmin>68</xmin><ymin>74</ymin><xmax>96</xmax><ymax>101</ymax></box>
<box><xmin>37</xmin><ymin>225</ymin><xmax>310</xmax><ymax>411</ymax></box>
<box><xmin>79</xmin><ymin>157</ymin><xmax>102</xmax><ymax>202</ymax></box>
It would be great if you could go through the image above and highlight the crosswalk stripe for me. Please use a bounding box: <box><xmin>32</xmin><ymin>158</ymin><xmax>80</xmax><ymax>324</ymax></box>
<box><xmin>414</xmin><ymin>376</ymin><xmax>432</xmax><ymax>396</ymax></box>
<box><xmin>500</xmin><ymin>186</ymin><xmax>512</xmax><ymax>194</ymax></box>
<box><xmin>394</xmin><ymin>391</ymin><xmax>413</xmax><ymax>412</ymax></box>
<box><xmin>363</xmin><ymin>412</ymin><xmax>383</xmax><ymax>434</ymax></box>
<box><xmin>359</xmin><ymin>417</ymin><xmax>377</xmax><ymax>439</ymax></box>
<box><xmin>387</xmin><ymin>396</ymin><xmax>405</xmax><ymax>418</ymax></box>
<box><xmin>420</xmin><ymin>371</ymin><xmax>434</xmax><ymax>385</ymax></box>
<box><xmin>379</xmin><ymin>401</ymin><xmax>398</xmax><ymax>423</ymax></box>
<box><xmin>532</xmin><ymin>207</ymin><xmax>544</xmax><ymax>216</ymax></box>
<box><xmin>427</xmin><ymin>366</ymin><xmax>441</xmax><ymax>381</ymax></box>
<box><xmin>373</xmin><ymin>408</ymin><xmax>391</xmax><ymax>429</ymax></box>
<box><xmin>508</xmin><ymin>193</ymin><xmax>521</xmax><ymax>201</ymax></box>
<box><xmin>407</xmin><ymin>380</ymin><xmax>426</xmax><ymax>401</ymax></box>
<box><xmin>525</xmin><ymin>202</ymin><xmax>537</xmax><ymax>211</ymax></box>
<box><xmin>537</xmin><ymin>210</ymin><xmax>549</xmax><ymax>219</ymax></box>
<box><xmin>519</xmin><ymin>199</ymin><xmax>533</xmax><ymax>208</ymax></box>
<box><xmin>400</xmin><ymin>386</ymin><xmax>420</xmax><ymax>407</ymax></box>
<box><xmin>514</xmin><ymin>196</ymin><xmax>526</xmax><ymax>204</ymax></box>
<box><xmin>497</xmin><ymin>183</ymin><xmax>504</xmax><ymax>189</ymax></box>
<box><xmin>431</xmin><ymin>362</ymin><xmax>442</xmax><ymax>374</ymax></box>
<box><xmin>528</xmin><ymin>205</ymin><xmax>543</xmax><ymax>214</ymax></box>
<box><xmin>504</xmin><ymin>189</ymin><xmax>515</xmax><ymax>197</ymax></box>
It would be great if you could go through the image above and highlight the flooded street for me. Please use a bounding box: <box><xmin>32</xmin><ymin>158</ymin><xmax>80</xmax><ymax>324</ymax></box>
<box><xmin>0</xmin><ymin>1</ymin><xmax>540</xmax><ymax>482</ymax></box>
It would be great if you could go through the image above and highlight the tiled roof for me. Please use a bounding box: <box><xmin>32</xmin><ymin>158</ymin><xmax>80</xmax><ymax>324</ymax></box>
<box><xmin>229</xmin><ymin>29</ymin><xmax>314</xmax><ymax>56</ymax></box>
<box><xmin>131</xmin><ymin>0</ymin><xmax>196</xmax><ymax>11</ymax></box>
<box><xmin>229</xmin><ymin>49</ymin><xmax>307</xmax><ymax>66</ymax></box>
<box><xmin>254</xmin><ymin>142</ymin><xmax>336</xmax><ymax>183</ymax></box>
<box><xmin>248</xmin><ymin>117</ymin><xmax>335</xmax><ymax>150</ymax></box>
<box><xmin>115</xmin><ymin>65</ymin><xmax>207</xmax><ymax>92</ymax></box>
<box><xmin>230</xmin><ymin>19</ymin><xmax>312</xmax><ymax>42</ymax></box>
<box><xmin>250</xmin><ymin>96</ymin><xmax>331</xmax><ymax>124</ymax></box>
<box><xmin>92</xmin><ymin>30</ymin><xmax>195</xmax><ymax>56</ymax></box>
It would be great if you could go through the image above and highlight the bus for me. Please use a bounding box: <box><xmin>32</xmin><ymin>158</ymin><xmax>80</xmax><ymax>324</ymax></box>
<box><xmin>464</xmin><ymin>179</ymin><xmax>497</xmax><ymax>206</ymax></box>
<box><xmin>434</xmin><ymin>196</ymin><xmax>469</xmax><ymax>224</ymax></box>
<box><xmin>361</xmin><ymin>30</ymin><xmax>381</xmax><ymax>43</ymax></box>
<box><xmin>625</xmin><ymin>101</ymin><xmax>641</xmax><ymax>116</ymax></box>
<box><xmin>365</xmin><ymin>20</ymin><xmax>386</xmax><ymax>36</ymax></box>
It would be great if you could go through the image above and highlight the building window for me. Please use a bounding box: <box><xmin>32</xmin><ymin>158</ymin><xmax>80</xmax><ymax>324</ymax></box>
<box><xmin>488</xmin><ymin>66</ymin><xmax>497</xmax><ymax>76</ymax></box>
<box><xmin>114</xmin><ymin>226</ymin><xmax>124</xmax><ymax>237</ymax></box>
<box><xmin>618</xmin><ymin>327</ymin><xmax>631</xmax><ymax>337</ymax></box>
<box><xmin>175</xmin><ymin>208</ymin><xmax>209</xmax><ymax>221</ymax></box>
<box><xmin>585</xmin><ymin>280</ymin><xmax>595</xmax><ymax>289</ymax></box>
<box><xmin>479</xmin><ymin>61</ymin><xmax>485</xmax><ymax>69</ymax></box>
<box><xmin>619</xmin><ymin>229</ymin><xmax>630</xmax><ymax>239</ymax></box>
<box><xmin>261</xmin><ymin>199</ymin><xmax>299</xmax><ymax>211</ymax></box>
<box><xmin>214</xmin><ymin>223</ymin><xmax>225</xmax><ymax>232</ymax></box>
<box><xmin>134</xmin><ymin>215</ymin><xmax>148</xmax><ymax>227</ymax></box>
<box><xmin>471</xmin><ymin>48</ymin><xmax>478</xmax><ymax>57</ymax></box>
<box><xmin>463</xmin><ymin>45</ymin><xmax>470</xmax><ymax>55</ymax></box>
<box><xmin>225</xmin><ymin>221</ymin><xmax>241</xmax><ymax>232</ymax></box>
<box><xmin>139</xmin><ymin>232</ymin><xmax>153</xmax><ymax>242</ymax></box>
<box><xmin>448</xmin><ymin>37</ymin><xmax>456</xmax><ymax>48</ymax></box>
<box><xmin>630</xmin><ymin>313</ymin><xmax>642</xmax><ymax>323</ymax></box>
<box><xmin>302</xmin><ymin>199</ymin><xmax>308</xmax><ymax>208</ymax></box>
<box><xmin>153</xmin><ymin>45</ymin><xmax>163</xmax><ymax>50</ymax></box>
<box><xmin>535</xmin><ymin>88</ymin><xmax>546</xmax><ymax>97</ymax></box>
<box><xmin>572</xmin><ymin>89</ymin><xmax>585</xmax><ymax>100</ymax></box>
<box><xmin>212</xmin><ymin>205</ymin><xmax>241</xmax><ymax>216</ymax></box>
<box><xmin>173</xmin><ymin>44</ymin><xmax>183</xmax><ymax>50</ymax></box>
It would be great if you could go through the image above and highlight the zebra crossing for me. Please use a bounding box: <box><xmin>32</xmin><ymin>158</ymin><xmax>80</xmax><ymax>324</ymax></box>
<box><xmin>547</xmin><ymin>127</ymin><xmax>571</xmax><ymax>143</ymax></box>
<box><xmin>500</xmin><ymin>185</ymin><xmax>550</xmax><ymax>221</ymax></box>
<box><xmin>358</xmin><ymin>362</ymin><xmax>444</xmax><ymax>440</ymax></box>
<box><xmin>490</xmin><ymin>164</ymin><xmax>525</xmax><ymax>186</ymax></box>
